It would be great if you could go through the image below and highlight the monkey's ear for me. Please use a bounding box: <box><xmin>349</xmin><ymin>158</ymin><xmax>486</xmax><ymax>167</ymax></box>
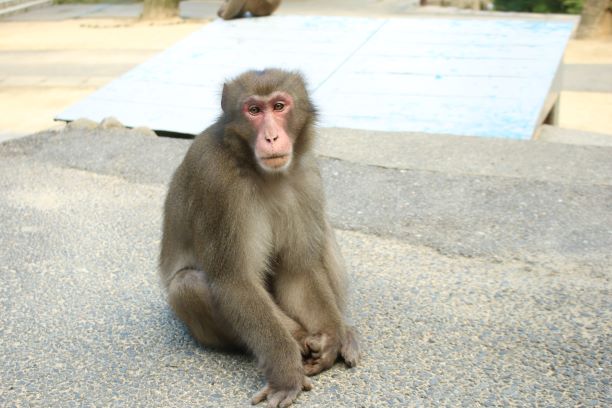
<box><xmin>221</xmin><ymin>84</ymin><xmax>229</xmax><ymax>113</ymax></box>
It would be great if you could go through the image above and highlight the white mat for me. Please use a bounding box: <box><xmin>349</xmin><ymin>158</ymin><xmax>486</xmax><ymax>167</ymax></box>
<box><xmin>57</xmin><ymin>16</ymin><xmax>574</xmax><ymax>139</ymax></box>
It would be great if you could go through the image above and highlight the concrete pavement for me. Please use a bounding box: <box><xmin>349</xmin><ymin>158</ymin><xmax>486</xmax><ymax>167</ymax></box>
<box><xmin>1</xmin><ymin>2</ymin><xmax>611</xmax><ymax>407</ymax></box>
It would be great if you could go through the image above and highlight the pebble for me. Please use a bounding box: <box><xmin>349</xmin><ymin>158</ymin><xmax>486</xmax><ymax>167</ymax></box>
<box><xmin>132</xmin><ymin>126</ymin><xmax>158</xmax><ymax>137</ymax></box>
<box><xmin>67</xmin><ymin>118</ymin><xmax>98</xmax><ymax>130</ymax></box>
<box><xmin>100</xmin><ymin>116</ymin><xmax>124</xmax><ymax>129</ymax></box>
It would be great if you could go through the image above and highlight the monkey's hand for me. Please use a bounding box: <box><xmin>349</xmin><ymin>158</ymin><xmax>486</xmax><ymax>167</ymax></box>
<box><xmin>251</xmin><ymin>376</ymin><xmax>312</xmax><ymax>408</ymax></box>
<box><xmin>290</xmin><ymin>327</ymin><xmax>311</xmax><ymax>357</ymax></box>
<box><xmin>302</xmin><ymin>333</ymin><xmax>341</xmax><ymax>376</ymax></box>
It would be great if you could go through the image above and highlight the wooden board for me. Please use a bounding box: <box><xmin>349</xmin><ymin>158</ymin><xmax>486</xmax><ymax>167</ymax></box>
<box><xmin>56</xmin><ymin>16</ymin><xmax>575</xmax><ymax>139</ymax></box>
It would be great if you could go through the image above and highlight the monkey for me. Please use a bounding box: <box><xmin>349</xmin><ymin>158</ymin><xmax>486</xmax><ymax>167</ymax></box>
<box><xmin>159</xmin><ymin>69</ymin><xmax>360</xmax><ymax>407</ymax></box>
<box><xmin>217</xmin><ymin>0</ymin><xmax>281</xmax><ymax>20</ymax></box>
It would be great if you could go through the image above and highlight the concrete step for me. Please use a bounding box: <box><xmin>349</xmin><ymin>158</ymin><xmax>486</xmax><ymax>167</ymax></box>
<box><xmin>562</xmin><ymin>64</ymin><xmax>612</xmax><ymax>92</ymax></box>
<box><xmin>537</xmin><ymin>124</ymin><xmax>612</xmax><ymax>147</ymax></box>
<box><xmin>0</xmin><ymin>0</ymin><xmax>52</xmax><ymax>18</ymax></box>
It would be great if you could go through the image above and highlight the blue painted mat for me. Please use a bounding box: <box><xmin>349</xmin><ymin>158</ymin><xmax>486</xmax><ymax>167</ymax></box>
<box><xmin>57</xmin><ymin>16</ymin><xmax>575</xmax><ymax>139</ymax></box>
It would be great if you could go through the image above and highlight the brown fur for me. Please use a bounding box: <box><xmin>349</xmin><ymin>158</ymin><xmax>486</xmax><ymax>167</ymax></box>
<box><xmin>159</xmin><ymin>69</ymin><xmax>359</xmax><ymax>407</ymax></box>
<box><xmin>218</xmin><ymin>0</ymin><xmax>282</xmax><ymax>20</ymax></box>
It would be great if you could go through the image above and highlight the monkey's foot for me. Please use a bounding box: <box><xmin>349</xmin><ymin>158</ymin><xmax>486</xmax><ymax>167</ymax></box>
<box><xmin>251</xmin><ymin>377</ymin><xmax>312</xmax><ymax>408</ymax></box>
<box><xmin>340</xmin><ymin>326</ymin><xmax>360</xmax><ymax>368</ymax></box>
<box><xmin>291</xmin><ymin>327</ymin><xmax>312</xmax><ymax>358</ymax></box>
<box><xmin>302</xmin><ymin>333</ymin><xmax>340</xmax><ymax>376</ymax></box>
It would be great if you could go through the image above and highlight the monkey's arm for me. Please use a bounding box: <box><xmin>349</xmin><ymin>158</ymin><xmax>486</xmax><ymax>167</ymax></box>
<box><xmin>194</xmin><ymin>214</ymin><xmax>311</xmax><ymax>405</ymax></box>
<box><xmin>274</xmin><ymin>223</ymin><xmax>360</xmax><ymax>375</ymax></box>
<box><xmin>209</xmin><ymin>274</ymin><xmax>312</xmax><ymax>405</ymax></box>
<box><xmin>274</xmin><ymin>262</ymin><xmax>344</xmax><ymax>373</ymax></box>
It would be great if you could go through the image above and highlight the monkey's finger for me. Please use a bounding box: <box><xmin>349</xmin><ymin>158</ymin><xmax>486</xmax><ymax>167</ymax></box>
<box><xmin>306</xmin><ymin>350</ymin><xmax>338</xmax><ymax>376</ymax></box>
<box><xmin>305</xmin><ymin>336</ymin><xmax>322</xmax><ymax>353</ymax></box>
<box><xmin>269</xmin><ymin>389</ymin><xmax>299</xmax><ymax>408</ymax></box>
<box><xmin>302</xmin><ymin>377</ymin><xmax>313</xmax><ymax>391</ymax></box>
<box><xmin>299</xmin><ymin>343</ymin><xmax>310</xmax><ymax>357</ymax></box>
<box><xmin>267</xmin><ymin>393</ymin><xmax>284</xmax><ymax>407</ymax></box>
<box><xmin>250</xmin><ymin>386</ymin><xmax>270</xmax><ymax>405</ymax></box>
<box><xmin>304</xmin><ymin>361</ymin><xmax>323</xmax><ymax>376</ymax></box>
<box><xmin>302</xmin><ymin>349</ymin><xmax>320</xmax><ymax>360</ymax></box>
<box><xmin>278</xmin><ymin>392</ymin><xmax>299</xmax><ymax>408</ymax></box>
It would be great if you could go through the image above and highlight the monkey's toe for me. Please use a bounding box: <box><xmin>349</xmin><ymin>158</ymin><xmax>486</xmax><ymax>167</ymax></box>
<box><xmin>251</xmin><ymin>385</ymin><xmax>270</xmax><ymax>405</ymax></box>
<box><xmin>303</xmin><ymin>361</ymin><xmax>321</xmax><ymax>376</ymax></box>
<box><xmin>340</xmin><ymin>327</ymin><xmax>361</xmax><ymax>368</ymax></box>
<box><xmin>340</xmin><ymin>342</ymin><xmax>360</xmax><ymax>368</ymax></box>
<box><xmin>303</xmin><ymin>353</ymin><xmax>335</xmax><ymax>376</ymax></box>
<box><xmin>269</xmin><ymin>389</ymin><xmax>299</xmax><ymax>408</ymax></box>
<box><xmin>304</xmin><ymin>335</ymin><xmax>322</xmax><ymax>353</ymax></box>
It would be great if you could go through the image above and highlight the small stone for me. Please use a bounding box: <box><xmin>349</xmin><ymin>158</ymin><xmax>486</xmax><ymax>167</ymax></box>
<box><xmin>100</xmin><ymin>116</ymin><xmax>124</xmax><ymax>129</ymax></box>
<box><xmin>67</xmin><ymin>118</ymin><xmax>98</xmax><ymax>130</ymax></box>
<box><xmin>132</xmin><ymin>126</ymin><xmax>157</xmax><ymax>137</ymax></box>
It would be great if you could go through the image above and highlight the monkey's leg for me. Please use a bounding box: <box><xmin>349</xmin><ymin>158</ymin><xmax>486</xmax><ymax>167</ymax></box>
<box><xmin>321</xmin><ymin>230</ymin><xmax>361</xmax><ymax>369</ymax></box>
<box><xmin>168</xmin><ymin>267</ymin><xmax>308</xmax><ymax>352</ymax></box>
<box><xmin>248</xmin><ymin>0</ymin><xmax>282</xmax><ymax>16</ymax></box>
<box><xmin>275</xmin><ymin>233</ymin><xmax>360</xmax><ymax>375</ymax></box>
<box><xmin>273</xmin><ymin>267</ymin><xmax>346</xmax><ymax>376</ymax></box>
<box><xmin>206</xmin><ymin>276</ymin><xmax>311</xmax><ymax>407</ymax></box>
<box><xmin>167</xmin><ymin>268</ymin><xmax>241</xmax><ymax>349</ymax></box>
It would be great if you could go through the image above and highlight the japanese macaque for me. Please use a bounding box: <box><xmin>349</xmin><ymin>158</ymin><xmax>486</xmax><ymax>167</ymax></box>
<box><xmin>218</xmin><ymin>0</ymin><xmax>281</xmax><ymax>20</ymax></box>
<box><xmin>159</xmin><ymin>69</ymin><xmax>360</xmax><ymax>407</ymax></box>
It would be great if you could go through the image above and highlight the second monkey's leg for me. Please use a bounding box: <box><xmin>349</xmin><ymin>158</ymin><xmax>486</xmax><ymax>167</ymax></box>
<box><xmin>218</xmin><ymin>0</ymin><xmax>248</xmax><ymax>19</ymax></box>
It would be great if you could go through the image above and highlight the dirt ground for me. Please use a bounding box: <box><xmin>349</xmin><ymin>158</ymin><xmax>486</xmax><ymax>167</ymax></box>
<box><xmin>561</xmin><ymin>35</ymin><xmax>612</xmax><ymax>135</ymax></box>
<box><xmin>0</xmin><ymin>19</ymin><xmax>205</xmax><ymax>138</ymax></box>
<box><xmin>0</xmin><ymin>17</ymin><xmax>611</xmax><ymax>139</ymax></box>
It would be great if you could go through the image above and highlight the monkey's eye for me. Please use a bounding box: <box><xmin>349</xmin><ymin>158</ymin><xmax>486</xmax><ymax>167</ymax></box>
<box><xmin>273</xmin><ymin>102</ymin><xmax>285</xmax><ymax>111</ymax></box>
<box><xmin>248</xmin><ymin>105</ymin><xmax>261</xmax><ymax>115</ymax></box>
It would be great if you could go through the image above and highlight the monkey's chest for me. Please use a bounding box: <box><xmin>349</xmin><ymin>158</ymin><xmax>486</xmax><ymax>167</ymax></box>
<box><xmin>264</xmin><ymin>198</ymin><xmax>321</xmax><ymax>256</ymax></box>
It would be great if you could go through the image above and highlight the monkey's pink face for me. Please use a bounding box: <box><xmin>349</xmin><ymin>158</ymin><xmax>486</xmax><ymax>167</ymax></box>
<box><xmin>243</xmin><ymin>92</ymin><xmax>294</xmax><ymax>173</ymax></box>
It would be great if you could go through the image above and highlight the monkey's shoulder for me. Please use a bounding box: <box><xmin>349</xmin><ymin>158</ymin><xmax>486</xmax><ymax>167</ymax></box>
<box><xmin>187</xmin><ymin>127</ymin><xmax>221</xmax><ymax>160</ymax></box>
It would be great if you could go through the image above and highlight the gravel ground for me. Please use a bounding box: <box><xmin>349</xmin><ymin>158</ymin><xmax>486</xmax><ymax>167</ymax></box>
<box><xmin>0</xmin><ymin>128</ymin><xmax>610</xmax><ymax>407</ymax></box>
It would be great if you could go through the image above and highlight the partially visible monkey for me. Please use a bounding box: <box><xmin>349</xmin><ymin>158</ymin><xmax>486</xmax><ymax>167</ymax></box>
<box><xmin>218</xmin><ymin>0</ymin><xmax>281</xmax><ymax>20</ymax></box>
<box><xmin>159</xmin><ymin>69</ymin><xmax>360</xmax><ymax>407</ymax></box>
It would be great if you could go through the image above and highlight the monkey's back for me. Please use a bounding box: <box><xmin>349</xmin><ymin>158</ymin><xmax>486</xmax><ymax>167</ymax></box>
<box><xmin>159</xmin><ymin>129</ymin><xmax>227</xmax><ymax>286</ymax></box>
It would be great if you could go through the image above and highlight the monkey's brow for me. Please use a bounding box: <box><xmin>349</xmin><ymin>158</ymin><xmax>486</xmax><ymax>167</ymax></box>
<box><xmin>249</xmin><ymin>91</ymin><xmax>291</xmax><ymax>101</ymax></box>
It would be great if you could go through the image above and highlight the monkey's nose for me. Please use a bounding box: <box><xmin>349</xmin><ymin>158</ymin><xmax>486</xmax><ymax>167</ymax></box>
<box><xmin>265</xmin><ymin>134</ymin><xmax>279</xmax><ymax>142</ymax></box>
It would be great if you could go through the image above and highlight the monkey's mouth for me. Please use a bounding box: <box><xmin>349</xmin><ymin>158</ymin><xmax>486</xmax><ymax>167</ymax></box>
<box><xmin>260</xmin><ymin>154</ymin><xmax>290</xmax><ymax>169</ymax></box>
